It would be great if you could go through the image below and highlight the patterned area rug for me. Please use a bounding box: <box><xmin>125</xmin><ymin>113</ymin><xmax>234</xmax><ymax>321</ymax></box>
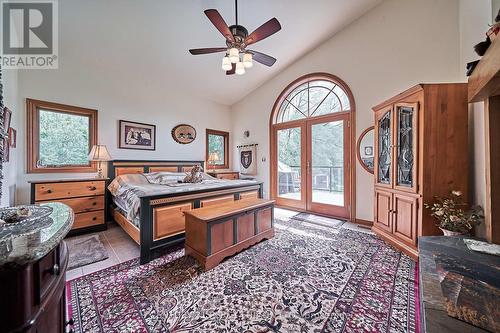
<box><xmin>66</xmin><ymin>234</ymin><xmax>109</xmax><ymax>270</ymax></box>
<box><xmin>67</xmin><ymin>217</ymin><xmax>419</xmax><ymax>332</ymax></box>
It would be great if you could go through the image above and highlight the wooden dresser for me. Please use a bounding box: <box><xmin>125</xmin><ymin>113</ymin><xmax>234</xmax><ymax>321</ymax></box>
<box><xmin>372</xmin><ymin>83</ymin><xmax>468</xmax><ymax>259</ymax></box>
<box><xmin>207</xmin><ymin>170</ymin><xmax>240</xmax><ymax>180</ymax></box>
<box><xmin>30</xmin><ymin>178</ymin><xmax>108</xmax><ymax>234</ymax></box>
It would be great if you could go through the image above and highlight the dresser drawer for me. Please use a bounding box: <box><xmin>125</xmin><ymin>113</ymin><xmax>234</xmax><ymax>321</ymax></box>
<box><xmin>35</xmin><ymin>181</ymin><xmax>105</xmax><ymax>201</ymax></box>
<box><xmin>38</xmin><ymin>195</ymin><xmax>104</xmax><ymax>214</ymax></box>
<box><xmin>216</xmin><ymin>173</ymin><xmax>239</xmax><ymax>180</ymax></box>
<box><xmin>73</xmin><ymin>210</ymin><xmax>105</xmax><ymax>229</ymax></box>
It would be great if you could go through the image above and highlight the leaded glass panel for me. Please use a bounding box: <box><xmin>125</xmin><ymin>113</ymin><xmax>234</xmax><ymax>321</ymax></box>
<box><xmin>378</xmin><ymin>111</ymin><xmax>391</xmax><ymax>184</ymax></box>
<box><xmin>396</xmin><ymin>106</ymin><xmax>414</xmax><ymax>187</ymax></box>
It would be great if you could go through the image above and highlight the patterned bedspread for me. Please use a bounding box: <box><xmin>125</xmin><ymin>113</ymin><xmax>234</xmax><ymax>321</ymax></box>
<box><xmin>108</xmin><ymin>172</ymin><xmax>258</xmax><ymax>227</ymax></box>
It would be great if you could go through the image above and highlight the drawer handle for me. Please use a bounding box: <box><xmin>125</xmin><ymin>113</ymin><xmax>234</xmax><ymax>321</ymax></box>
<box><xmin>46</xmin><ymin>189</ymin><xmax>52</xmax><ymax>193</ymax></box>
<box><xmin>92</xmin><ymin>217</ymin><xmax>97</xmax><ymax>221</ymax></box>
<box><xmin>89</xmin><ymin>186</ymin><xmax>97</xmax><ymax>191</ymax></box>
<box><xmin>92</xmin><ymin>202</ymin><xmax>97</xmax><ymax>206</ymax></box>
<box><xmin>51</xmin><ymin>264</ymin><xmax>60</xmax><ymax>275</ymax></box>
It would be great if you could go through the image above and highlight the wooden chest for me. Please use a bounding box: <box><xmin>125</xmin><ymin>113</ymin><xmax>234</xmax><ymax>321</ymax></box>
<box><xmin>184</xmin><ymin>198</ymin><xmax>274</xmax><ymax>270</ymax></box>
<box><xmin>30</xmin><ymin>178</ymin><xmax>108</xmax><ymax>235</ymax></box>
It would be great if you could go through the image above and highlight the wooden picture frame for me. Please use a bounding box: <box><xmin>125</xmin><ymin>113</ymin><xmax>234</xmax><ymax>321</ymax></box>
<box><xmin>119</xmin><ymin>120</ymin><xmax>156</xmax><ymax>150</ymax></box>
<box><xmin>356</xmin><ymin>126</ymin><xmax>374</xmax><ymax>174</ymax></box>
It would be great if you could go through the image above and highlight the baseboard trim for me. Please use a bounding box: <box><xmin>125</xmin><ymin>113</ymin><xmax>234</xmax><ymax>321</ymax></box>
<box><xmin>354</xmin><ymin>218</ymin><xmax>373</xmax><ymax>227</ymax></box>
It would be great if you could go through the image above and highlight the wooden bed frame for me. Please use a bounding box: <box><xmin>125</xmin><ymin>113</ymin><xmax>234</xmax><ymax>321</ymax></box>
<box><xmin>107</xmin><ymin>160</ymin><xmax>263</xmax><ymax>264</ymax></box>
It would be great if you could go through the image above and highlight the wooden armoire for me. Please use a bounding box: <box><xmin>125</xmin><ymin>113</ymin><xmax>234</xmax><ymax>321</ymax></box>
<box><xmin>372</xmin><ymin>83</ymin><xmax>468</xmax><ymax>259</ymax></box>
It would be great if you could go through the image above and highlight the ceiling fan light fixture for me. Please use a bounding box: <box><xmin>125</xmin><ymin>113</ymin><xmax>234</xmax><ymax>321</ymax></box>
<box><xmin>235</xmin><ymin>61</ymin><xmax>245</xmax><ymax>75</ymax></box>
<box><xmin>229</xmin><ymin>47</ymin><xmax>239</xmax><ymax>63</ymax></box>
<box><xmin>243</xmin><ymin>52</ymin><xmax>253</xmax><ymax>68</ymax></box>
<box><xmin>221</xmin><ymin>56</ymin><xmax>232</xmax><ymax>71</ymax></box>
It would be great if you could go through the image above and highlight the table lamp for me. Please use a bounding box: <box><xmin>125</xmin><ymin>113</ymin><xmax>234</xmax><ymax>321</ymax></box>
<box><xmin>88</xmin><ymin>144</ymin><xmax>112</xmax><ymax>178</ymax></box>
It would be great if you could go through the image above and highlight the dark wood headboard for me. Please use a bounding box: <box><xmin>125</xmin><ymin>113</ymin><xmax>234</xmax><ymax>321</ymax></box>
<box><xmin>107</xmin><ymin>160</ymin><xmax>205</xmax><ymax>180</ymax></box>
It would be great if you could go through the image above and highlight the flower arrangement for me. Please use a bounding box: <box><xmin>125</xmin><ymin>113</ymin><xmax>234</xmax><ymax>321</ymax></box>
<box><xmin>424</xmin><ymin>191</ymin><xmax>484</xmax><ymax>235</ymax></box>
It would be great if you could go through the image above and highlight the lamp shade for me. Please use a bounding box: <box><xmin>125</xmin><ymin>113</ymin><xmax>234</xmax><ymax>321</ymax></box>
<box><xmin>235</xmin><ymin>61</ymin><xmax>245</xmax><ymax>75</ymax></box>
<box><xmin>221</xmin><ymin>56</ymin><xmax>232</xmax><ymax>71</ymax></box>
<box><xmin>229</xmin><ymin>47</ymin><xmax>239</xmax><ymax>63</ymax></box>
<box><xmin>242</xmin><ymin>52</ymin><xmax>253</xmax><ymax>68</ymax></box>
<box><xmin>88</xmin><ymin>144</ymin><xmax>112</xmax><ymax>161</ymax></box>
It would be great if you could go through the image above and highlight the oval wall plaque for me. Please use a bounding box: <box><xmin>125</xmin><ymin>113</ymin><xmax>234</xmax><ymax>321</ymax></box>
<box><xmin>171</xmin><ymin>124</ymin><xmax>197</xmax><ymax>144</ymax></box>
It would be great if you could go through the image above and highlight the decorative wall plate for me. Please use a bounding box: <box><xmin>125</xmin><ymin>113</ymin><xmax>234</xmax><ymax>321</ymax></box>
<box><xmin>172</xmin><ymin>124</ymin><xmax>196</xmax><ymax>144</ymax></box>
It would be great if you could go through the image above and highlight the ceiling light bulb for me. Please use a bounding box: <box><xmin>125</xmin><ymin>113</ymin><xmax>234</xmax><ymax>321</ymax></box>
<box><xmin>229</xmin><ymin>47</ymin><xmax>239</xmax><ymax>63</ymax></box>
<box><xmin>243</xmin><ymin>53</ymin><xmax>253</xmax><ymax>68</ymax></box>
<box><xmin>236</xmin><ymin>61</ymin><xmax>245</xmax><ymax>75</ymax></box>
<box><xmin>221</xmin><ymin>56</ymin><xmax>232</xmax><ymax>71</ymax></box>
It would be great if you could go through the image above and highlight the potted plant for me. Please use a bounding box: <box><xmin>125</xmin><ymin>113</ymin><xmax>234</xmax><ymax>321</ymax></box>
<box><xmin>424</xmin><ymin>191</ymin><xmax>484</xmax><ymax>236</ymax></box>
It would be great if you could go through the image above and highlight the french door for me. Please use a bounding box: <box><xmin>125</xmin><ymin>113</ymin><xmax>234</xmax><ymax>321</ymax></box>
<box><xmin>273</xmin><ymin>113</ymin><xmax>350</xmax><ymax>218</ymax></box>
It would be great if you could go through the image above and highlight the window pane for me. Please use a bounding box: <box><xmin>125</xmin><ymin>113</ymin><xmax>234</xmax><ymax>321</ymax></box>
<box><xmin>39</xmin><ymin>110</ymin><xmax>90</xmax><ymax>167</ymax></box>
<box><xmin>208</xmin><ymin>134</ymin><xmax>225</xmax><ymax>166</ymax></box>
<box><xmin>277</xmin><ymin>100</ymin><xmax>307</xmax><ymax>123</ymax></box>
<box><xmin>277</xmin><ymin>127</ymin><xmax>301</xmax><ymax>200</ymax></box>
<box><xmin>313</xmin><ymin>93</ymin><xmax>342</xmax><ymax>117</ymax></box>
<box><xmin>308</xmin><ymin>86</ymin><xmax>331</xmax><ymax>116</ymax></box>
<box><xmin>333</xmin><ymin>85</ymin><xmax>350</xmax><ymax>111</ymax></box>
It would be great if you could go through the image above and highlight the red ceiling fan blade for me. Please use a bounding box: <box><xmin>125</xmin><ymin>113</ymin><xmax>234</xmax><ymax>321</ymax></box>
<box><xmin>245</xmin><ymin>18</ymin><xmax>281</xmax><ymax>46</ymax></box>
<box><xmin>189</xmin><ymin>47</ymin><xmax>227</xmax><ymax>55</ymax></box>
<box><xmin>226</xmin><ymin>62</ymin><xmax>236</xmax><ymax>75</ymax></box>
<box><xmin>248</xmin><ymin>50</ymin><xmax>276</xmax><ymax>67</ymax></box>
<box><xmin>204</xmin><ymin>9</ymin><xmax>235</xmax><ymax>43</ymax></box>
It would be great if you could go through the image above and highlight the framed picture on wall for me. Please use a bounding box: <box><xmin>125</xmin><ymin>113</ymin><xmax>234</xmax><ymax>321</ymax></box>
<box><xmin>8</xmin><ymin>127</ymin><xmax>16</xmax><ymax>148</ymax></box>
<box><xmin>119</xmin><ymin>120</ymin><xmax>156</xmax><ymax>150</ymax></box>
<box><xmin>3</xmin><ymin>107</ymin><xmax>12</xmax><ymax>131</ymax></box>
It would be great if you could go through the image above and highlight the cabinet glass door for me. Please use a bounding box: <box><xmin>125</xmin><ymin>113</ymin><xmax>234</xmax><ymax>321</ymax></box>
<box><xmin>394</xmin><ymin>103</ymin><xmax>418</xmax><ymax>192</ymax></box>
<box><xmin>377</xmin><ymin>109</ymin><xmax>392</xmax><ymax>185</ymax></box>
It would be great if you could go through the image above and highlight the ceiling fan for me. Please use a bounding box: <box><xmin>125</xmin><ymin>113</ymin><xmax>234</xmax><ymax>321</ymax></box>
<box><xmin>189</xmin><ymin>0</ymin><xmax>281</xmax><ymax>75</ymax></box>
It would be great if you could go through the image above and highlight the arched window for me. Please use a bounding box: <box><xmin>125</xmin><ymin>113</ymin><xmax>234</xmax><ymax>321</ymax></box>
<box><xmin>274</xmin><ymin>78</ymin><xmax>352</xmax><ymax>124</ymax></box>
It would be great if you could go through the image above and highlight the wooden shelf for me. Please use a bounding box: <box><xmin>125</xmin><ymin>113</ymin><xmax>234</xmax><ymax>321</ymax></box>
<box><xmin>468</xmin><ymin>37</ymin><xmax>500</xmax><ymax>103</ymax></box>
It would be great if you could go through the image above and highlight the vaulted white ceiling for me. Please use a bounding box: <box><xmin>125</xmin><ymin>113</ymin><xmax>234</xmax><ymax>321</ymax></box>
<box><xmin>60</xmin><ymin>0</ymin><xmax>382</xmax><ymax>106</ymax></box>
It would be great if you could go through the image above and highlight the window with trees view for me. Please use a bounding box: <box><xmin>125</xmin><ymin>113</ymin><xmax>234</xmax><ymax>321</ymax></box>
<box><xmin>206</xmin><ymin>129</ymin><xmax>229</xmax><ymax>169</ymax></box>
<box><xmin>27</xmin><ymin>99</ymin><xmax>97</xmax><ymax>173</ymax></box>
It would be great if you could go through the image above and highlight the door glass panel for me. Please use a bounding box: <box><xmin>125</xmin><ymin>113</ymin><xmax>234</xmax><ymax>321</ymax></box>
<box><xmin>311</xmin><ymin>120</ymin><xmax>344</xmax><ymax>206</ymax></box>
<box><xmin>277</xmin><ymin>127</ymin><xmax>302</xmax><ymax>200</ymax></box>
<box><xmin>397</xmin><ymin>106</ymin><xmax>414</xmax><ymax>187</ymax></box>
<box><xmin>378</xmin><ymin>111</ymin><xmax>391</xmax><ymax>184</ymax></box>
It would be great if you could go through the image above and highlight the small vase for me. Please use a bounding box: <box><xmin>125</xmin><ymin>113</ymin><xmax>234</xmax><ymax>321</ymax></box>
<box><xmin>439</xmin><ymin>227</ymin><xmax>467</xmax><ymax>236</ymax></box>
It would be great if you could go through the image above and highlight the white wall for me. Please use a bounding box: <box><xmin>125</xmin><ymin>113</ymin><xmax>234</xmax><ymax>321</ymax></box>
<box><xmin>2</xmin><ymin>68</ymin><xmax>20</xmax><ymax>207</ymax></box>
<box><xmin>459</xmin><ymin>0</ymin><xmax>493</xmax><ymax>238</ymax></box>
<box><xmin>15</xmin><ymin>66</ymin><xmax>232</xmax><ymax>204</ymax></box>
<box><xmin>231</xmin><ymin>0</ymin><xmax>462</xmax><ymax>221</ymax></box>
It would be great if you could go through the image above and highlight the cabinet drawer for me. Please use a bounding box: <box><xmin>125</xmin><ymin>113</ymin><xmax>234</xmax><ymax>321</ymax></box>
<box><xmin>38</xmin><ymin>195</ymin><xmax>104</xmax><ymax>214</ymax></box>
<box><xmin>35</xmin><ymin>181</ymin><xmax>105</xmax><ymax>201</ymax></box>
<box><xmin>73</xmin><ymin>210</ymin><xmax>105</xmax><ymax>229</ymax></box>
<box><xmin>35</xmin><ymin>246</ymin><xmax>59</xmax><ymax>303</ymax></box>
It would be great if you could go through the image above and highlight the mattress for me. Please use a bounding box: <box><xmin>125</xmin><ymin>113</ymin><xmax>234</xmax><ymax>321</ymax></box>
<box><xmin>109</xmin><ymin>172</ymin><xmax>258</xmax><ymax>227</ymax></box>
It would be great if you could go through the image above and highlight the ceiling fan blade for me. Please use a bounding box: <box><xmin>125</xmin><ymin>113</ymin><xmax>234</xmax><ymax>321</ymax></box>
<box><xmin>189</xmin><ymin>47</ymin><xmax>227</xmax><ymax>55</ymax></box>
<box><xmin>248</xmin><ymin>50</ymin><xmax>276</xmax><ymax>67</ymax></box>
<box><xmin>245</xmin><ymin>18</ymin><xmax>281</xmax><ymax>46</ymax></box>
<box><xmin>204</xmin><ymin>9</ymin><xmax>235</xmax><ymax>43</ymax></box>
<box><xmin>226</xmin><ymin>62</ymin><xmax>236</xmax><ymax>75</ymax></box>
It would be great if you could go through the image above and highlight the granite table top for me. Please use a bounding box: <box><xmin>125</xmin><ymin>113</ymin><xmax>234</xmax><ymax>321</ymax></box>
<box><xmin>419</xmin><ymin>236</ymin><xmax>499</xmax><ymax>333</ymax></box>
<box><xmin>0</xmin><ymin>202</ymin><xmax>74</xmax><ymax>268</ymax></box>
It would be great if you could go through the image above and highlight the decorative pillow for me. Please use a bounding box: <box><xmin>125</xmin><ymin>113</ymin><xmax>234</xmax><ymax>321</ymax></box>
<box><xmin>144</xmin><ymin>172</ymin><xmax>187</xmax><ymax>185</ymax></box>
